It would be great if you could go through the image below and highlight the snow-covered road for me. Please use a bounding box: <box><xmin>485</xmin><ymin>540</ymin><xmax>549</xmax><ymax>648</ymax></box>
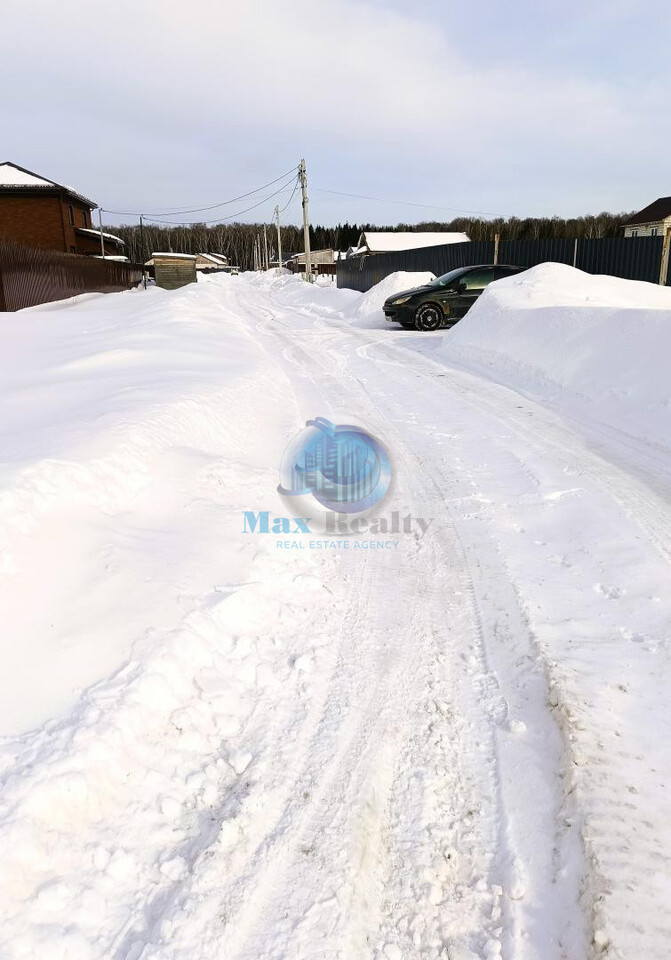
<box><xmin>1</xmin><ymin>271</ymin><xmax>670</xmax><ymax>960</ymax></box>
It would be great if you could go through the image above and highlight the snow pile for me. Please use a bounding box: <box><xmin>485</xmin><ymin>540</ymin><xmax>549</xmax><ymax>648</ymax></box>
<box><xmin>0</xmin><ymin>278</ymin><xmax>344</xmax><ymax>958</ymax></box>
<box><xmin>443</xmin><ymin>262</ymin><xmax>671</xmax><ymax>447</ymax></box>
<box><xmin>355</xmin><ymin>271</ymin><xmax>436</xmax><ymax>327</ymax></box>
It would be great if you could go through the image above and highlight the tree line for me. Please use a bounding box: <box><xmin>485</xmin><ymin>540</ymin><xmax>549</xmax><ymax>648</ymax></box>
<box><xmin>112</xmin><ymin>211</ymin><xmax>634</xmax><ymax>269</ymax></box>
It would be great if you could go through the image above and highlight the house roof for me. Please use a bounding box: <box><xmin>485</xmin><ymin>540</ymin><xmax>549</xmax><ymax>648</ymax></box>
<box><xmin>0</xmin><ymin>161</ymin><xmax>97</xmax><ymax>208</ymax></box>
<box><xmin>196</xmin><ymin>252</ymin><xmax>228</xmax><ymax>265</ymax></box>
<box><xmin>357</xmin><ymin>231</ymin><xmax>470</xmax><ymax>253</ymax></box>
<box><xmin>76</xmin><ymin>227</ymin><xmax>125</xmax><ymax>245</ymax></box>
<box><xmin>148</xmin><ymin>252</ymin><xmax>198</xmax><ymax>261</ymax></box>
<box><xmin>624</xmin><ymin>197</ymin><xmax>671</xmax><ymax>226</ymax></box>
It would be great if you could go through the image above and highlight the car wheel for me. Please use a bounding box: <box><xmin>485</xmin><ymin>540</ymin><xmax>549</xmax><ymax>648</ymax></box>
<box><xmin>414</xmin><ymin>303</ymin><xmax>443</xmax><ymax>331</ymax></box>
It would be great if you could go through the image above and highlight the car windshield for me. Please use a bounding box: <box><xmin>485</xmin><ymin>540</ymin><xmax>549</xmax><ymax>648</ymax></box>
<box><xmin>429</xmin><ymin>267</ymin><xmax>470</xmax><ymax>288</ymax></box>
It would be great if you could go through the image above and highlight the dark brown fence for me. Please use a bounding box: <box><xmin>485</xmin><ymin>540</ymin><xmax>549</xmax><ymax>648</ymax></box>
<box><xmin>337</xmin><ymin>235</ymin><xmax>671</xmax><ymax>292</ymax></box>
<box><xmin>0</xmin><ymin>240</ymin><xmax>144</xmax><ymax>312</ymax></box>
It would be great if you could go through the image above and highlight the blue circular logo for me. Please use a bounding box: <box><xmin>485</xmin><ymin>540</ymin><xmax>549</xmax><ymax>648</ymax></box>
<box><xmin>278</xmin><ymin>417</ymin><xmax>391</xmax><ymax>514</ymax></box>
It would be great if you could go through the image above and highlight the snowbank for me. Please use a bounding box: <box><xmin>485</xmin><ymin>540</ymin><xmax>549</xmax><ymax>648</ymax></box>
<box><xmin>442</xmin><ymin>262</ymin><xmax>671</xmax><ymax>448</ymax></box>
<box><xmin>354</xmin><ymin>271</ymin><xmax>436</xmax><ymax>327</ymax></box>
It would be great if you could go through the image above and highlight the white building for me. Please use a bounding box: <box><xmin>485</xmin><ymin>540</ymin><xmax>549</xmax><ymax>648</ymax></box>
<box><xmin>623</xmin><ymin>198</ymin><xmax>671</xmax><ymax>237</ymax></box>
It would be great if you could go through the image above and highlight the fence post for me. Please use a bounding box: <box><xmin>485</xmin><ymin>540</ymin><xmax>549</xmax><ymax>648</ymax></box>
<box><xmin>659</xmin><ymin>229</ymin><xmax>671</xmax><ymax>285</ymax></box>
<box><xmin>493</xmin><ymin>233</ymin><xmax>500</xmax><ymax>265</ymax></box>
<box><xmin>0</xmin><ymin>257</ymin><xmax>5</xmax><ymax>312</ymax></box>
<box><xmin>572</xmin><ymin>238</ymin><xmax>579</xmax><ymax>268</ymax></box>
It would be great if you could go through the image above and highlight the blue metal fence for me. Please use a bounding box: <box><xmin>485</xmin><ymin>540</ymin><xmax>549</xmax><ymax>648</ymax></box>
<box><xmin>337</xmin><ymin>235</ymin><xmax>669</xmax><ymax>292</ymax></box>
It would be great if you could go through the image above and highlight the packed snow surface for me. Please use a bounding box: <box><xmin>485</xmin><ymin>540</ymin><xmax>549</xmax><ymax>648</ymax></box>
<box><xmin>1</xmin><ymin>267</ymin><xmax>671</xmax><ymax>960</ymax></box>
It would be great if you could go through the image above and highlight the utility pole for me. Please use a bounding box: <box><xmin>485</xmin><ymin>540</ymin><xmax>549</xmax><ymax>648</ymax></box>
<box><xmin>274</xmin><ymin>204</ymin><xmax>282</xmax><ymax>275</ymax></box>
<box><xmin>263</xmin><ymin>223</ymin><xmax>269</xmax><ymax>271</ymax></box>
<box><xmin>299</xmin><ymin>158</ymin><xmax>312</xmax><ymax>282</ymax></box>
<box><xmin>660</xmin><ymin>227</ymin><xmax>671</xmax><ymax>285</ymax></box>
<box><xmin>139</xmin><ymin>215</ymin><xmax>147</xmax><ymax>289</ymax></box>
<box><xmin>98</xmin><ymin>208</ymin><xmax>106</xmax><ymax>258</ymax></box>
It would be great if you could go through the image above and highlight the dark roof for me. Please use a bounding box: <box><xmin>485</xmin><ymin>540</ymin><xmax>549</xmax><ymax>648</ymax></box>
<box><xmin>624</xmin><ymin>197</ymin><xmax>671</xmax><ymax>226</ymax></box>
<box><xmin>0</xmin><ymin>161</ymin><xmax>97</xmax><ymax>208</ymax></box>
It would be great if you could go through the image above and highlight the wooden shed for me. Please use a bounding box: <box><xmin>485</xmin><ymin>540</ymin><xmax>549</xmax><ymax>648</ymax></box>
<box><xmin>151</xmin><ymin>252</ymin><xmax>197</xmax><ymax>290</ymax></box>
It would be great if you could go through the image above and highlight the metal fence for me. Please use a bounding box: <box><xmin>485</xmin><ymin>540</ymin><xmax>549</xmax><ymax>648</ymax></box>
<box><xmin>337</xmin><ymin>235</ymin><xmax>670</xmax><ymax>292</ymax></box>
<box><xmin>0</xmin><ymin>240</ymin><xmax>144</xmax><ymax>312</ymax></box>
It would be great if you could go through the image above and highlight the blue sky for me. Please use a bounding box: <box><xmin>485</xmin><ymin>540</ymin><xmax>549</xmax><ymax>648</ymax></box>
<box><xmin>2</xmin><ymin>0</ymin><xmax>670</xmax><ymax>227</ymax></box>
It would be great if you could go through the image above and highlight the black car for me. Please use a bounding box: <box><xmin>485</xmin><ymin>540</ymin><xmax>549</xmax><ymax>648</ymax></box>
<box><xmin>383</xmin><ymin>264</ymin><xmax>524</xmax><ymax>331</ymax></box>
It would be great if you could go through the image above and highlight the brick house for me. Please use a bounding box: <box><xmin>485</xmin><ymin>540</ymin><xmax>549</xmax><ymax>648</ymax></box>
<box><xmin>0</xmin><ymin>161</ymin><xmax>125</xmax><ymax>257</ymax></box>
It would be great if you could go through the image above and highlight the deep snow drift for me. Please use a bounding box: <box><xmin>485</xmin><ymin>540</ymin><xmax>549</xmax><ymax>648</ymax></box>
<box><xmin>440</xmin><ymin>262</ymin><xmax>671</xmax><ymax>450</ymax></box>
<box><xmin>1</xmin><ymin>268</ymin><xmax>670</xmax><ymax>960</ymax></box>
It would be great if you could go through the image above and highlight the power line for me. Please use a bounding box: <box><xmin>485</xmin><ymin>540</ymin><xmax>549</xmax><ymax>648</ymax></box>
<box><xmin>143</xmin><ymin>176</ymin><xmax>299</xmax><ymax>226</ymax></box>
<box><xmin>103</xmin><ymin>166</ymin><xmax>299</xmax><ymax>217</ymax></box>
<box><xmin>313</xmin><ymin>186</ymin><xmax>505</xmax><ymax>219</ymax></box>
<box><xmin>278</xmin><ymin>175</ymin><xmax>300</xmax><ymax>215</ymax></box>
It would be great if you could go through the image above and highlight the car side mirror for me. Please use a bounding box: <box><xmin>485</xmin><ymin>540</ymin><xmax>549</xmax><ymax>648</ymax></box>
<box><xmin>455</xmin><ymin>281</ymin><xmax>467</xmax><ymax>293</ymax></box>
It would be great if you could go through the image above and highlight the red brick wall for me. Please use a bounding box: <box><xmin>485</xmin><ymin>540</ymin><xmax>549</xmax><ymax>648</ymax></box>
<box><xmin>0</xmin><ymin>195</ymin><xmax>67</xmax><ymax>251</ymax></box>
<box><xmin>0</xmin><ymin>193</ymin><xmax>94</xmax><ymax>253</ymax></box>
<box><xmin>60</xmin><ymin>198</ymin><xmax>93</xmax><ymax>252</ymax></box>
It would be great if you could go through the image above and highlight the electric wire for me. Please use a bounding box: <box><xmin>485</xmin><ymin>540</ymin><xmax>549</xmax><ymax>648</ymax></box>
<box><xmin>143</xmin><ymin>176</ymin><xmax>299</xmax><ymax>226</ymax></box>
<box><xmin>313</xmin><ymin>187</ymin><xmax>504</xmax><ymax>219</ymax></box>
<box><xmin>277</xmin><ymin>175</ymin><xmax>300</xmax><ymax>215</ymax></box>
<box><xmin>102</xmin><ymin>166</ymin><xmax>299</xmax><ymax>217</ymax></box>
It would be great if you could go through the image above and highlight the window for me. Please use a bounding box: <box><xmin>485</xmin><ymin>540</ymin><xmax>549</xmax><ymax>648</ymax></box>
<box><xmin>463</xmin><ymin>267</ymin><xmax>496</xmax><ymax>290</ymax></box>
<box><xmin>651</xmin><ymin>227</ymin><xmax>659</xmax><ymax>236</ymax></box>
<box><xmin>82</xmin><ymin>209</ymin><xmax>88</xmax><ymax>227</ymax></box>
<box><xmin>631</xmin><ymin>230</ymin><xmax>638</xmax><ymax>237</ymax></box>
<box><xmin>68</xmin><ymin>205</ymin><xmax>74</xmax><ymax>226</ymax></box>
<box><xmin>70</xmin><ymin>245</ymin><xmax>76</xmax><ymax>253</ymax></box>
<box><xmin>431</xmin><ymin>267</ymin><xmax>470</xmax><ymax>288</ymax></box>
<box><xmin>496</xmin><ymin>266</ymin><xmax>521</xmax><ymax>278</ymax></box>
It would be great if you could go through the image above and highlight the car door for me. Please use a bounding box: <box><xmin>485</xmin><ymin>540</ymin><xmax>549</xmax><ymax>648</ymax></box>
<box><xmin>450</xmin><ymin>267</ymin><xmax>497</xmax><ymax>318</ymax></box>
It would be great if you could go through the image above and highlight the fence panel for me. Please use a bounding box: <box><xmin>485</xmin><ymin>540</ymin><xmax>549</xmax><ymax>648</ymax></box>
<box><xmin>337</xmin><ymin>235</ymin><xmax>669</xmax><ymax>292</ymax></box>
<box><xmin>499</xmin><ymin>238</ymin><xmax>575</xmax><ymax>269</ymax></box>
<box><xmin>576</xmin><ymin>236</ymin><xmax>662</xmax><ymax>284</ymax></box>
<box><xmin>336</xmin><ymin>240</ymin><xmax>494</xmax><ymax>292</ymax></box>
<box><xmin>0</xmin><ymin>240</ymin><xmax>144</xmax><ymax>312</ymax></box>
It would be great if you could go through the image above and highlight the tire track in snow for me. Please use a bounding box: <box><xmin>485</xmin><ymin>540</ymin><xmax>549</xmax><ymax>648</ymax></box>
<box><xmin>228</xmin><ymin>286</ymin><xmax>585</xmax><ymax>959</ymax></box>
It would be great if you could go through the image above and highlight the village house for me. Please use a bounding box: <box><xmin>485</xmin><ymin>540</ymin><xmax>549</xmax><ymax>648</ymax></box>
<box><xmin>623</xmin><ymin>198</ymin><xmax>671</xmax><ymax>238</ymax></box>
<box><xmin>194</xmin><ymin>252</ymin><xmax>229</xmax><ymax>271</ymax></box>
<box><xmin>0</xmin><ymin>161</ymin><xmax>125</xmax><ymax>257</ymax></box>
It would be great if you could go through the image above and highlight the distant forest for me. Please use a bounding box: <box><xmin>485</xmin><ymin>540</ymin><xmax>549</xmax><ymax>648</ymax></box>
<box><xmin>112</xmin><ymin>212</ymin><xmax>635</xmax><ymax>270</ymax></box>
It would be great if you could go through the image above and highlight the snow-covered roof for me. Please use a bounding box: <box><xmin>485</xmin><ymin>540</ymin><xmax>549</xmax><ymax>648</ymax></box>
<box><xmin>0</xmin><ymin>161</ymin><xmax>96</xmax><ymax>207</ymax></box>
<box><xmin>150</xmin><ymin>252</ymin><xmax>198</xmax><ymax>260</ymax></box>
<box><xmin>357</xmin><ymin>231</ymin><xmax>470</xmax><ymax>253</ymax></box>
<box><xmin>0</xmin><ymin>163</ymin><xmax>52</xmax><ymax>187</ymax></box>
<box><xmin>76</xmin><ymin>227</ymin><xmax>125</xmax><ymax>245</ymax></box>
<box><xmin>196</xmin><ymin>252</ymin><xmax>229</xmax><ymax>265</ymax></box>
<box><xmin>92</xmin><ymin>255</ymin><xmax>129</xmax><ymax>261</ymax></box>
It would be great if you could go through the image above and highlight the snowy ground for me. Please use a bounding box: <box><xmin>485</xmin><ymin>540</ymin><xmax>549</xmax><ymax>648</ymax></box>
<box><xmin>1</xmin><ymin>267</ymin><xmax>670</xmax><ymax>960</ymax></box>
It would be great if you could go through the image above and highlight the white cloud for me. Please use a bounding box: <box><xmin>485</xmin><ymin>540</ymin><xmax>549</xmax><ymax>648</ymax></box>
<box><xmin>1</xmin><ymin>0</ymin><xmax>668</xmax><ymax>219</ymax></box>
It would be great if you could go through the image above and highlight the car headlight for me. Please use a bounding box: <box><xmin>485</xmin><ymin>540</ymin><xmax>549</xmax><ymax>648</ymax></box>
<box><xmin>391</xmin><ymin>296</ymin><xmax>412</xmax><ymax>305</ymax></box>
